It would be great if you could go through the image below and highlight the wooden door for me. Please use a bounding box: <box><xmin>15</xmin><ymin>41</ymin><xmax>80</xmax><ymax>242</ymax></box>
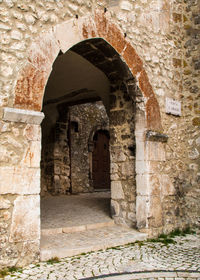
<box><xmin>92</xmin><ymin>130</ymin><xmax>110</xmax><ymax>190</ymax></box>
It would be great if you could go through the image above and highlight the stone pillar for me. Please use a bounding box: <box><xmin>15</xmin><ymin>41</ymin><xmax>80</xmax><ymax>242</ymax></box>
<box><xmin>53</xmin><ymin>121</ymin><xmax>70</xmax><ymax>194</ymax></box>
<box><xmin>136</xmin><ymin>112</ymin><xmax>168</xmax><ymax>235</ymax></box>
<box><xmin>109</xmin><ymin>87</ymin><xmax>136</xmax><ymax>228</ymax></box>
<box><xmin>0</xmin><ymin>107</ymin><xmax>44</xmax><ymax>267</ymax></box>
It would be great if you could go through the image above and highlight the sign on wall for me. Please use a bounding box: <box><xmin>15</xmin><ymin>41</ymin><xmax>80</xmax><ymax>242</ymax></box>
<box><xmin>165</xmin><ymin>97</ymin><xmax>181</xmax><ymax>116</ymax></box>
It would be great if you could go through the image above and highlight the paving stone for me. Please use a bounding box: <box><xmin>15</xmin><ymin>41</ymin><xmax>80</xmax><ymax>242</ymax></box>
<box><xmin>2</xmin><ymin>232</ymin><xmax>200</xmax><ymax>280</ymax></box>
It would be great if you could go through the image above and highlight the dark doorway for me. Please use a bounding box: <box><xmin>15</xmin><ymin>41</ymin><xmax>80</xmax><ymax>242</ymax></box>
<box><xmin>92</xmin><ymin>130</ymin><xmax>110</xmax><ymax>190</ymax></box>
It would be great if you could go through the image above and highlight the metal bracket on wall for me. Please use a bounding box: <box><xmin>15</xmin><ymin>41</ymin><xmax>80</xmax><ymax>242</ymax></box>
<box><xmin>146</xmin><ymin>130</ymin><xmax>168</xmax><ymax>143</ymax></box>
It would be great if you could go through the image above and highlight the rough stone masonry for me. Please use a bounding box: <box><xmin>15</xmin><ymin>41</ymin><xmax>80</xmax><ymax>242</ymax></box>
<box><xmin>0</xmin><ymin>0</ymin><xmax>199</xmax><ymax>268</ymax></box>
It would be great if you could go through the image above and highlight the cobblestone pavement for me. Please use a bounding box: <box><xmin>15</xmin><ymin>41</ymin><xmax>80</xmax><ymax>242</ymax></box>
<box><xmin>2</xmin><ymin>231</ymin><xmax>200</xmax><ymax>280</ymax></box>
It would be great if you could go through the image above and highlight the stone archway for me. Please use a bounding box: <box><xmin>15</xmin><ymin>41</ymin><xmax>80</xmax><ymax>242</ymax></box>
<box><xmin>11</xmin><ymin>10</ymin><xmax>165</xmax><ymax>230</ymax></box>
<box><xmin>2</xmin><ymin>9</ymin><xmax>168</xmax><ymax>266</ymax></box>
<box><xmin>13</xmin><ymin>10</ymin><xmax>162</xmax><ymax>132</ymax></box>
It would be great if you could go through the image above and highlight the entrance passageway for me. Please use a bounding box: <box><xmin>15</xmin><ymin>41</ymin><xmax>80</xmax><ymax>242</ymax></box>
<box><xmin>40</xmin><ymin>38</ymin><xmax>143</xmax><ymax>260</ymax></box>
<box><xmin>41</xmin><ymin>192</ymin><xmax>112</xmax><ymax>234</ymax></box>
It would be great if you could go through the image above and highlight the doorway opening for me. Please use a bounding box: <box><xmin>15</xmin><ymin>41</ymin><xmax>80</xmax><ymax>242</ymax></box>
<box><xmin>40</xmin><ymin>37</ymin><xmax>140</xmax><ymax>240</ymax></box>
<box><xmin>92</xmin><ymin>130</ymin><xmax>110</xmax><ymax>191</ymax></box>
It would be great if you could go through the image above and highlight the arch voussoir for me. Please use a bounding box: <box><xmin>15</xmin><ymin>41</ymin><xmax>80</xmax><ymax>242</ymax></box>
<box><xmin>13</xmin><ymin>10</ymin><xmax>162</xmax><ymax>131</ymax></box>
<box><xmin>27</xmin><ymin>30</ymin><xmax>60</xmax><ymax>72</ymax></box>
<box><xmin>14</xmin><ymin>63</ymin><xmax>49</xmax><ymax>111</ymax></box>
<box><xmin>146</xmin><ymin>97</ymin><xmax>162</xmax><ymax>131</ymax></box>
<box><xmin>123</xmin><ymin>42</ymin><xmax>143</xmax><ymax>76</ymax></box>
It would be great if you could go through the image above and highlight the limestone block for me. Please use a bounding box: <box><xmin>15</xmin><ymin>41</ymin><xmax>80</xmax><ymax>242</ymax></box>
<box><xmin>188</xmin><ymin>148</ymin><xmax>199</xmax><ymax>159</ymax></box>
<box><xmin>54</xmin><ymin>19</ymin><xmax>82</xmax><ymax>53</ymax></box>
<box><xmin>136</xmin><ymin>140</ymin><xmax>145</xmax><ymax>161</ymax></box>
<box><xmin>0</xmin><ymin>197</ymin><xmax>11</xmax><ymax>209</ymax></box>
<box><xmin>137</xmin><ymin>160</ymin><xmax>160</xmax><ymax>174</ymax></box>
<box><xmin>135</xmin><ymin>111</ymin><xmax>146</xmax><ymax>134</ymax></box>
<box><xmin>149</xmin><ymin>175</ymin><xmax>160</xmax><ymax>196</ymax></box>
<box><xmin>22</xmin><ymin>141</ymin><xmax>41</xmax><ymax>168</ymax></box>
<box><xmin>128</xmin><ymin>212</ymin><xmax>135</xmax><ymax>222</ymax></box>
<box><xmin>10</xmin><ymin>30</ymin><xmax>23</xmax><ymax>40</ymax></box>
<box><xmin>136</xmin><ymin>160</ymin><xmax>148</xmax><ymax>174</ymax></box>
<box><xmin>196</xmin><ymin>137</ymin><xmax>200</xmax><ymax>146</ymax></box>
<box><xmin>0</xmin><ymin>145</ymin><xmax>12</xmax><ymax>163</ymax></box>
<box><xmin>148</xmin><ymin>196</ymin><xmax>163</xmax><ymax>227</ymax></box>
<box><xmin>111</xmin><ymin>199</ymin><xmax>120</xmax><ymax>216</ymax></box>
<box><xmin>120</xmin><ymin>161</ymin><xmax>134</xmax><ymax>176</ymax></box>
<box><xmin>0</xmin><ymin>166</ymin><xmax>40</xmax><ymax>194</ymax></box>
<box><xmin>111</xmin><ymin>173</ymin><xmax>119</xmax><ymax>180</ymax></box>
<box><xmin>136</xmin><ymin>174</ymin><xmax>161</xmax><ymax>196</ymax></box>
<box><xmin>111</xmin><ymin>181</ymin><xmax>124</xmax><ymax>199</ymax></box>
<box><xmin>9</xmin><ymin>195</ymin><xmax>40</xmax><ymax>242</ymax></box>
<box><xmin>28</xmin><ymin>29</ymin><xmax>60</xmax><ymax>72</ymax></box>
<box><xmin>136</xmin><ymin>174</ymin><xmax>149</xmax><ymax>195</ymax></box>
<box><xmin>24</xmin><ymin>124</ymin><xmax>41</xmax><ymax>141</ymax></box>
<box><xmin>146</xmin><ymin>141</ymin><xmax>166</xmax><ymax>161</ymax></box>
<box><xmin>3</xmin><ymin>107</ymin><xmax>44</xmax><ymax>125</ymax></box>
<box><xmin>160</xmin><ymin>175</ymin><xmax>175</xmax><ymax>196</ymax></box>
<box><xmin>17</xmin><ymin>240</ymin><xmax>40</xmax><ymax>267</ymax></box>
<box><xmin>111</xmin><ymin>162</ymin><xmax>118</xmax><ymax>173</ymax></box>
<box><xmin>0</xmin><ymin>65</ymin><xmax>13</xmax><ymax>77</ymax></box>
<box><xmin>111</xmin><ymin>147</ymin><xmax>126</xmax><ymax>162</ymax></box>
<box><xmin>14</xmin><ymin>63</ymin><xmax>49</xmax><ymax>111</ymax></box>
<box><xmin>120</xmin><ymin>1</ymin><xmax>133</xmax><ymax>11</ymax></box>
<box><xmin>2</xmin><ymin>210</ymin><xmax>11</xmax><ymax>221</ymax></box>
<box><xmin>136</xmin><ymin>196</ymin><xmax>149</xmax><ymax>229</ymax></box>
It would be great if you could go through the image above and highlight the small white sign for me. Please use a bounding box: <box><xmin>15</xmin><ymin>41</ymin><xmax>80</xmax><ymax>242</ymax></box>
<box><xmin>166</xmin><ymin>97</ymin><xmax>181</xmax><ymax>116</ymax></box>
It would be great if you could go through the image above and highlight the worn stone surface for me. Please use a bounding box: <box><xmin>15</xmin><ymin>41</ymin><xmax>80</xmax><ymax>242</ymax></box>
<box><xmin>3</xmin><ymin>107</ymin><xmax>44</xmax><ymax>124</ymax></box>
<box><xmin>0</xmin><ymin>167</ymin><xmax>40</xmax><ymax>194</ymax></box>
<box><xmin>69</xmin><ymin>102</ymin><xmax>109</xmax><ymax>193</ymax></box>
<box><xmin>41</xmin><ymin>101</ymin><xmax>109</xmax><ymax>195</ymax></box>
<box><xmin>9</xmin><ymin>195</ymin><xmax>40</xmax><ymax>243</ymax></box>
<box><xmin>2</xmin><ymin>231</ymin><xmax>200</xmax><ymax>279</ymax></box>
<box><xmin>0</xmin><ymin>0</ymin><xmax>199</xmax><ymax>269</ymax></box>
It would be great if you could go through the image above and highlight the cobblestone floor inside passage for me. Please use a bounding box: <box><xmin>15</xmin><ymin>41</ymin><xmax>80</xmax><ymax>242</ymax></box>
<box><xmin>41</xmin><ymin>192</ymin><xmax>111</xmax><ymax>230</ymax></box>
<box><xmin>2</xmin><ymin>230</ymin><xmax>200</xmax><ymax>280</ymax></box>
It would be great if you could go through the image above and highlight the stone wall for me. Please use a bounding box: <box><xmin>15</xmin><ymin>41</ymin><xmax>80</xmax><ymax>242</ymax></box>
<box><xmin>0</xmin><ymin>0</ymin><xmax>199</xmax><ymax>268</ymax></box>
<box><xmin>110</xmin><ymin>83</ymin><xmax>137</xmax><ymax>227</ymax></box>
<box><xmin>70</xmin><ymin>102</ymin><xmax>109</xmax><ymax>193</ymax></box>
<box><xmin>41</xmin><ymin>119</ymin><xmax>71</xmax><ymax>196</ymax></box>
<box><xmin>158</xmin><ymin>0</ymin><xmax>200</xmax><ymax>232</ymax></box>
<box><xmin>41</xmin><ymin>101</ymin><xmax>109</xmax><ymax>195</ymax></box>
<box><xmin>0</xmin><ymin>110</ymin><xmax>43</xmax><ymax>267</ymax></box>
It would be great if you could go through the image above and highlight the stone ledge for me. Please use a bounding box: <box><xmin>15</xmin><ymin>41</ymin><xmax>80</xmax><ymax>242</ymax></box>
<box><xmin>3</xmin><ymin>107</ymin><xmax>44</xmax><ymax>125</ymax></box>
<box><xmin>146</xmin><ymin>130</ymin><xmax>168</xmax><ymax>142</ymax></box>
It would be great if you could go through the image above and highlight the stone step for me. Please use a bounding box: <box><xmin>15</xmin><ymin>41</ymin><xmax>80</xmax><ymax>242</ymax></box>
<box><xmin>41</xmin><ymin>220</ymin><xmax>115</xmax><ymax>236</ymax></box>
<box><xmin>40</xmin><ymin>225</ymin><xmax>147</xmax><ymax>261</ymax></box>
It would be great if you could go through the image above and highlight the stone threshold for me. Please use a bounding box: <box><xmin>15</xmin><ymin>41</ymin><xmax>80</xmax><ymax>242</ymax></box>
<box><xmin>41</xmin><ymin>220</ymin><xmax>115</xmax><ymax>235</ymax></box>
<box><xmin>40</xmin><ymin>225</ymin><xmax>147</xmax><ymax>261</ymax></box>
